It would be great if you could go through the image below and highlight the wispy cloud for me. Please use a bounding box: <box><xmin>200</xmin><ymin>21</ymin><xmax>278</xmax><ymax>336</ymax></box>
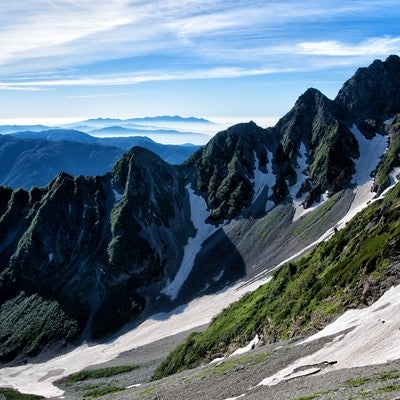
<box><xmin>0</xmin><ymin>85</ymin><xmax>47</xmax><ymax>91</ymax></box>
<box><xmin>66</xmin><ymin>92</ymin><xmax>133</xmax><ymax>99</ymax></box>
<box><xmin>294</xmin><ymin>37</ymin><xmax>400</xmax><ymax>57</ymax></box>
<box><xmin>0</xmin><ymin>0</ymin><xmax>399</xmax><ymax>126</ymax></box>
<box><xmin>0</xmin><ymin>0</ymin><xmax>399</xmax><ymax>79</ymax></box>
<box><xmin>0</xmin><ymin>66</ymin><xmax>295</xmax><ymax>89</ymax></box>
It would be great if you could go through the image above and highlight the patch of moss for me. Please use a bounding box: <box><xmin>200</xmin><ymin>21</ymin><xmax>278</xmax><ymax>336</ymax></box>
<box><xmin>293</xmin><ymin>191</ymin><xmax>342</xmax><ymax>235</ymax></box>
<box><xmin>377</xmin><ymin>384</ymin><xmax>400</xmax><ymax>393</ymax></box>
<box><xmin>191</xmin><ymin>352</ymin><xmax>271</xmax><ymax>379</ymax></box>
<box><xmin>83</xmin><ymin>384</ymin><xmax>123</xmax><ymax>399</ymax></box>
<box><xmin>62</xmin><ymin>365</ymin><xmax>139</xmax><ymax>384</ymax></box>
<box><xmin>376</xmin><ymin>369</ymin><xmax>400</xmax><ymax>381</ymax></box>
<box><xmin>345</xmin><ymin>377</ymin><xmax>371</xmax><ymax>387</ymax></box>
<box><xmin>0</xmin><ymin>388</ymin><xmax>43</xmax><ymax>400</ymax></box>
<box><xmin>138</xmin><ymin>386</ymin><xmax>157</xmax><ymax>396</ymax></box>
<box><xmin>294</xmin><ymin>393</ymin><xmax>326</xmax><ymax>400</ymax></box>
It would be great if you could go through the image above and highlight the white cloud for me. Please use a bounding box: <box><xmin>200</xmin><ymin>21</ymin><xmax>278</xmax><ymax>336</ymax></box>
<box><xmin>1</xmin><ymin>34</ymin><xmax>399</xmax><ymax>90</ymax></box>
<box><xmin>0</xmin><ymin>1</ymin><xmax>135</xmax><ymax>65</ymax></box>
<box><xmin>0</xmin><ymin>0</ymin><xmax>397</xmax><ymax>98</ymax></box>
<box><xmin>66</xmin><ymin>92</ymin><xmax>133</xmax><ymax>99</ymax></box>
<box><xmin>0</xmin><ymin>0</ymin><xmax>398</xmax><ymax>77</ymax></box>
<box><xmin>0</xmin><ymin>85</ymin><xmax>46</xmax><ymax>91</ymax></box>
<box><xmin>295</xmin><ymin>37</ymin><xmax>400</xmax><ymax>56</ymax></box>
<box><xmin>0</xmin><ymin>66</ymin><xmax>294</xmax><ymax>89</ymax></box>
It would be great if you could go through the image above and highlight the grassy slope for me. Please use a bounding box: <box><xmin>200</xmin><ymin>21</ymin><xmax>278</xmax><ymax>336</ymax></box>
<box><xmin>153</xmin><ymin>183</ymin><xmax>400</xmax><ymax>380</ymax></box>
<box><xmin>60</xmin><ymin>365</ymin><xmax>139</xmax><ymax>385</ymax></box>
<box><xmin>0</xmin><ymin>293</ymin><xmax>78</xmax><ymax>362</ymax></box>
<box><xmin>0</xmin><ymin>388</ymin><xmax>42</xmax><ymax>400</ymax></box>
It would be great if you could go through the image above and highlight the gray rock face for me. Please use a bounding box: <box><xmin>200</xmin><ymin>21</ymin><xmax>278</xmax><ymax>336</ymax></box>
<box><xmin>336</xmin><ymin>54</ymin><xmax>400</xmax><ymax>124</ymax></box>
<box><xmin>273</xmin><ymin>87</ymin><xmax>358</xmax><ymax>203</ymax></box>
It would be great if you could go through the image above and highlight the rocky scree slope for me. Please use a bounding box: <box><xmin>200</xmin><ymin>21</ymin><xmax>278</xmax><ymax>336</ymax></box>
<box><xmin>0</xmin><ymin>55</ymin><xmax>399</xmax><ymax>362</ymax></box>
<box><xmin>153</xmin><ymin>180</ymin><xmax>400</xmax><ymax>380</ymax></box>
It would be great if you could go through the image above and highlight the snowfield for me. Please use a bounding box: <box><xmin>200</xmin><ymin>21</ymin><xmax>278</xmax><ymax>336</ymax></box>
<box><xmin>259</xmin><ymin>285</ymin><xmax>400</xmax><ymax>387</ymax></box>
<box><xmin>0</xmin><ymin>275</ymin><xmax>271</xmax><ymax>397</ymax></box>
<box><xmin>251</xmin><ymin>151</ymin><xmax>275</xmax><ymax>212</ymax></box>
<box><xmin>289</xmin><ymin>142</ymin><xmax>315</xmax><ymax>221</ymax></box>
<box><xmin>112</xmin><ymin>188</ymin><xmax>123</xmax><ymax>202</ymax></box>
<box><xmin>335</xmin><ymin>124</ymin><xmax>388</xmax><ymax>227</ymax></box>
<box><xmin>161</xmin><ymin>184</ymin><xmax>219</xmax><ymax>300</ymax></box>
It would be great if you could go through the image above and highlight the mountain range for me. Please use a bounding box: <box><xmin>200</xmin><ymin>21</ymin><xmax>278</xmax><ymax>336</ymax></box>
<box><xmin>0</xmin><ymin>132</ymin><xmax>199</xmax><ymax>189</ymax></box>
<box><xmin>0</xmin><ymin>54</ymin><xmax>399</xmax><ymax>371</ymax></box>
<box><xmin>0</xmin><ymin>116</ymin><xmax>212</xmax><ymax>135</ymax></box>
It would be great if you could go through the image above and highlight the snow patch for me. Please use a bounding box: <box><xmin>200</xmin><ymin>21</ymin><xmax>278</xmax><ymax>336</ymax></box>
<box><xmin>290</xmin><ymin>143</ymin><xmax>330</xmax><ymax>222</ymax></box>
<box><xmin>223</xmin><ymin>395</ymin><xmax>246</xmax><ymax>400</ymax></box>
<box><xmin>161</xmin><ymin>185</ymin><xmax>219</xmax><ymax>300</ymax></box>
<box><xmin>335</xmin><ymin>125</ymin><xmax>387</xmax><ymax>228</ymax></box>
<box><xmin>259</xmin><ymin>285</ymin><xmax>400</xmax><ymax>387</ymax></box>
<box><xmin>209</xmin><ymin>357</ymin><xmax>225</xmax><ymax>364</ymax></box>
<box><xmin>213</xmin><ymin>269</ymin><xmax>225</xmax><ymax>282</ymax></box>
<box><xmin>251</xmin><ymin>151</ymin><xmax>275</xmax><ymax>212</ymax></box>
<box><xmin>377</xmin><ymin>166</ymin><xmax>400</xmax><ymax>199</ymax></box>
<box><xmin>113</xmin><ymin>188</ymin><xmax>123</xmax><ymax>202</ymax></box>
<box><xmin>126</xmin><ymin>383</ymin><xmax>142</xmax><ymax>389</ymax></box>
<box><xmin>351</xmin><ymin>125</ymin><xmax>386</xmax><ymax>186</ymax></box>
<box><xmin>389</xmin><ymin>166</ymin><xmax>400</xmax><ymax>185</ymax></box>
<box><xmin>82</xmin><ymin>203</ymin><xmax>89</xmax><ymax>219</ymax></box>
<box><xmin>209</xmin><ymin>334</ymin><xmax>260</xmax><ymax>364</ymax></box>
<box><xmin>0</xmin><ymin>275</ymin><xmax>271</xmax><ymax>398</ymax></box>
<box><xmin>231</xmin><ymin>334</ymin><xmax>260</xmax><ymax>356</ymax></box>
<box><xmin>288</xmin><ymin>142</ymin><xmax>319</xmax><ymax>221</ymax></box>
<box><xmin>384</xmin><ymin>118</ymin><xmax>393</xmax><ymax>125</ymax></box>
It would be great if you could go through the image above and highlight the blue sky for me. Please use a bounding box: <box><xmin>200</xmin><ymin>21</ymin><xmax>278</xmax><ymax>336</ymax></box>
<box><xmin>0</xmin><ymin>0</ymin><xmax>399</xmax><ymax>124</ymax></box>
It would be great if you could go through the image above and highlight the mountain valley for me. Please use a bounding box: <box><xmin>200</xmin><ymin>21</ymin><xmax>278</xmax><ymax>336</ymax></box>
<box><xmin>0</xmin><ymin>55</ymin><xmax>400</xmax><ymax>399</ymax></box>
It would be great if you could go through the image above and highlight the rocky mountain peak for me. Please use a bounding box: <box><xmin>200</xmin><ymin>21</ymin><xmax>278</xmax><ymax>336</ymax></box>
<box><xmin>186</xmin><ymin>121</ymin><xmax>274</xmax><ymax>222</ymax></box>
<box><xmin>335</xmin><ymin>54</ymin><xmax>400</xmax><ymax>124</ymax></box>
<box><xmin>299</xmin><ymin>87</ymin><xmax>331</xmax><ymax>104</ymax></box>
<box><xmin>275</xmin><ymin>87</ymin><xmax>337</xmax><ymax>147</ymax></box>
<box><xmin>112</xmin><ymin>146</ymin><xmax>171</xmax><ymax>194</ymax></box>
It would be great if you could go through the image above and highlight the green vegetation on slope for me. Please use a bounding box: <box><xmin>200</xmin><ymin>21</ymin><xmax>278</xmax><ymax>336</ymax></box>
<box><xmin>62</xmin><ymin>365</ymin><xmax>139</xmax><ymax>384</ymax></box>
<box><xmin>0</xmin><ymin>388</ymin><xmax>43</xmax><ymax>400</ymax></box>
<box><xmin>81</xmin><ymin>384</ymin><xmax>124</xmax><ymax>399</ymax></box>
<box><xmin>185</xmin><ymin>122</ymin><xmax>273</xmax><ymax>223</ymax></box>
<box><xmin>373</xmin><ymin>114</ymin><xmax>400</xmax><ymax>194</ymax></box>
<box><xmin>0</xmin><ymin>293</ymin><xmax>78</xmax><ymax>362</ymax></box>
<box><xmin>153</xmin><ymin>183</ymin><xmax>400</xmax><ymax>380</ymax></box>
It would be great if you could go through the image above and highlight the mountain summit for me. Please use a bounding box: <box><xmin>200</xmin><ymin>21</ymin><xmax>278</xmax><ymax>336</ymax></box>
<box><xmin>336</xmin><ymin>54</ymin><xmax>400</xmax><ymax>124</ymax></box>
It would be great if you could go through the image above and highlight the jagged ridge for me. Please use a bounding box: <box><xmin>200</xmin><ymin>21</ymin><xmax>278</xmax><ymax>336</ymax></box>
<box><xmin>0</xmin><ymin>147</ymin><xmax>190</xmax><ymax>360</ymax></box>
<box><xmin>0</xmin><ymin>56</ymin><xmax>400</xmax><ymax>362</ymax></box>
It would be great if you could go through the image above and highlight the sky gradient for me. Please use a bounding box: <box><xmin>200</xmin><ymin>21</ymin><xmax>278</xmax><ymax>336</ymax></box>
<box><xmin>0</xmin><ymin>0</ymin><xmax>399</xmax><ymax>124</ymax></box>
